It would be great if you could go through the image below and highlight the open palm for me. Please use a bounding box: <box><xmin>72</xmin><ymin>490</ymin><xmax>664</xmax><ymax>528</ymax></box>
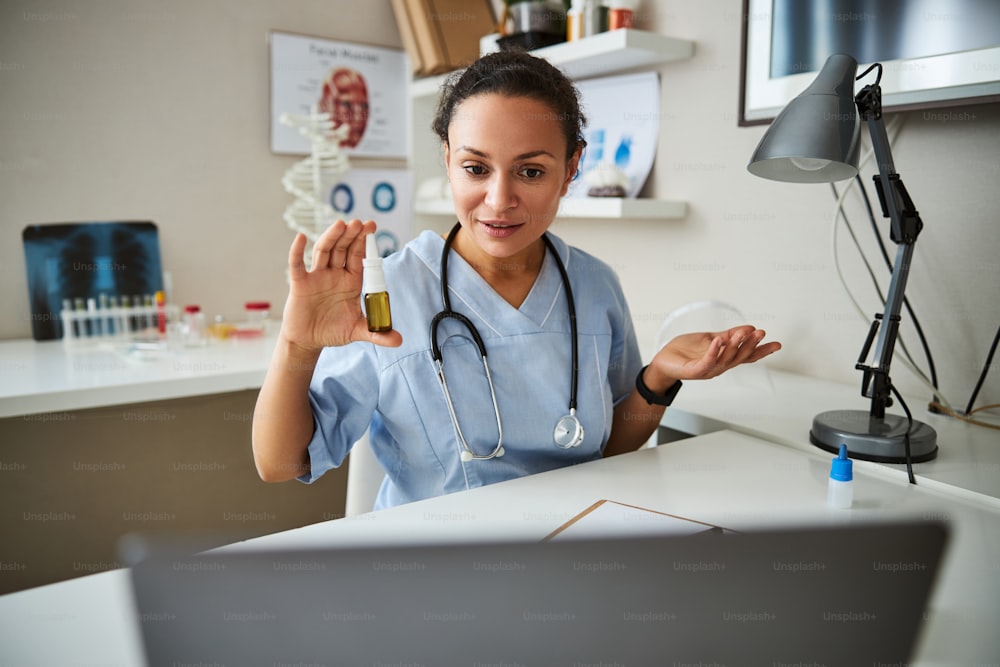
<box><xmin>652</xmin><ymin>325</ymin><xmax>781</xmax><ymax>383</ymax></box>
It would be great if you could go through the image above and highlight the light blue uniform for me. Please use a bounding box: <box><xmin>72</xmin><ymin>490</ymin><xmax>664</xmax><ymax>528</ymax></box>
<box><xmin>300</xmin><ymin>229</ymin><xmax>642</xmax><ymax>509</ymax></box>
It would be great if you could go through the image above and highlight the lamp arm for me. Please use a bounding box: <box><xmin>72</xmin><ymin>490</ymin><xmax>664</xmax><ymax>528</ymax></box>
<box><xmin>854</xmin><ymin>94</ymin><xmax>925</xmax><ymax>420</ymax></box>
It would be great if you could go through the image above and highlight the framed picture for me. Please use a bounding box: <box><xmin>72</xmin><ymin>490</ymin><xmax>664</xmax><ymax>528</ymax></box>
<box><xmin>21</xmin><ymin>221</ymin><xmax>164</xmax><ymax>341</ymax></box>
<box><xmin>739</xmin><ymin>0</ymin><xmax>1000</xmax><ymax>126</ymax></box>
<box><xmin>566</xmin><ymin>72</ymin><xmax>659</xmax><ymax>200</ymax></box>
<box><xmin>269</xmin><ymin>31</ymin><xmax>408</xmax><ymax>157</ymax></box>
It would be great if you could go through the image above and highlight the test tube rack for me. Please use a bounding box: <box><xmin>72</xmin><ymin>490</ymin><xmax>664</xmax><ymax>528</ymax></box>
<box><xmin>59</xmin><ymin>300</ymin><xmax>179</xmax><ymax>348</ymax></box>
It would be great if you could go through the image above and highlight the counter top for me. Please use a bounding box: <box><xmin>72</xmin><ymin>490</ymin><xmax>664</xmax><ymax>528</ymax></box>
<box><xmin>662</xmin><ymin>365</ymin><xmax>1000</xmax><ymax>503</ymax></box>
<box><xmin>3</xmin><ymin>337</ymin><xmax>996</xmax><ymax>504</ymax></box>
<box><xmin>0</xmin><ymin>336</ymin><xmax>277</xmax><ymax>418</ymax></box>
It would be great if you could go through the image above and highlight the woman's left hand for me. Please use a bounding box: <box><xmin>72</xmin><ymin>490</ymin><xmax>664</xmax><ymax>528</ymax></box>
<box><xmin>643</xmin><ymin>325</ymin><xmax>782</xmax><ymax>391</ymax></box>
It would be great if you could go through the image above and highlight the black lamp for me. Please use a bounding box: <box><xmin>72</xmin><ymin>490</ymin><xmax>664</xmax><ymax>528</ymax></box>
<box><xmin>748</xmin><ymin>53</ymin><xmax>937</xmax><ymax>465</ymax></box>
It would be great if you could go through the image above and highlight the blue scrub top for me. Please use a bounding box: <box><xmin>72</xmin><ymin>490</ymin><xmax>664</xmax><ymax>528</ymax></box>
<box><xmin>300</xmin><ymin>229</ymin><xmax>643</xmax><ymax>509</ymax></box>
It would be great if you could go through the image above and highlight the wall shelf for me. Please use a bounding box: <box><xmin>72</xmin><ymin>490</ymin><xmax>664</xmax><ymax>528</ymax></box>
<box><xmin>539</xmin><ymin>28</ymin><xmax>694</xmax><ymax>80</ymax></box>
<box><xmin>410</xmin><ymin>29</ymin><xmax>695</xmax><ymax>99</ymax></box>
<box><xmin>560</xmin><ymin>197</ymin><xmax>687</xmax><ymax>219</ymax></box>
<box><xmin>409</xmin><ymin>29</ymin><xmax>694</xmax><ymax>222</ymax></box>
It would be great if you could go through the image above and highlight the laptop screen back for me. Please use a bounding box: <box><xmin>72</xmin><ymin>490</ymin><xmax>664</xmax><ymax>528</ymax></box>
<box><xmin>127</xmin><ymin>520</ymin><xmax>947</xmax><ymax>666</ymax></box>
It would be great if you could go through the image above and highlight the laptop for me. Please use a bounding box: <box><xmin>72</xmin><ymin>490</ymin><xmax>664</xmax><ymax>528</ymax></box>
<box><xmin>125</xmin><ymin>520</ymin><xmax>948</xmax><ymax>667</ymax></box>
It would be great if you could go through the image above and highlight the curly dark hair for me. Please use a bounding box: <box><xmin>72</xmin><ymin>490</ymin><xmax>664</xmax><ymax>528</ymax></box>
<box><xmin>431</xmin><ymin>50</ymin><xmax>587</xmax><ymax>160</ymax></box>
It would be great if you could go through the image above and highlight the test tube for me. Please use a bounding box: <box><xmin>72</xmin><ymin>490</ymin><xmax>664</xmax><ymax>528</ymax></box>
<box><xmin>73</xmin><ymin>298</ymin><xmax>86</xmax><ymax>337</ymax></box>
<box><xmin>108</xmin><ymin>295</ymin><xmax>120</xmax><ymax>336</ymax></box>
<box><xmin>99</xmin><ymin>293</ymin><xmax>113</xmax><ymax>336</ymax></box>
<box><xmin>131</xmin><ymin>295</ymin><xmax>143</xmax><ymax>332</ymax></box>
<box><xmin>87</xmin><ymin>298</ymin><xmax>101</xmax><ymax>336</ymax></box>
<box><xmin>143</xmin><ymin>294</ymin><xmax>154</xmax><ymax>332</ymax></box>
<box><xmin>61</xmin><ymin>299</ymin><xmax>72</xmax><ymax>339</ymax></box>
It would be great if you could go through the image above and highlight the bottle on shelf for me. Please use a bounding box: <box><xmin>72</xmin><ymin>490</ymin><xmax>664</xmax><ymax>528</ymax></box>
<box><xmin>605</xmin><ymin>0</ymin><xmax>638</xmax><ymax>30</ymax></box>
<box><xmin>567</xmin><ymin>0</ymin><xmax>608</xmax><ymax>41</ymax></box>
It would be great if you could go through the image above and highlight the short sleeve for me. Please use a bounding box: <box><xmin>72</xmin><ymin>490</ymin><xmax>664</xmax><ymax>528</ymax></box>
<box><xmin>297</xmin><ymin>342</ymin><xmax>381</xmax><ymax>484</ymax></box>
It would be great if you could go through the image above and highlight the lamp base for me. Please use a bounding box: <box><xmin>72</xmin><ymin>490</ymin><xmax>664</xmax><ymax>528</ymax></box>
<box><xmin>810</xmin><ymin>409</ymin><xmax>938</xmax><ymax>464</ymax></box>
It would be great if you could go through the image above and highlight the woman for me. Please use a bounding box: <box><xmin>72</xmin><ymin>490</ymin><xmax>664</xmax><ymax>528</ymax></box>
<box><xmin>252</xmin><ymin>50</ymin><xmax>780</xmax><ymax>509</ymax></box>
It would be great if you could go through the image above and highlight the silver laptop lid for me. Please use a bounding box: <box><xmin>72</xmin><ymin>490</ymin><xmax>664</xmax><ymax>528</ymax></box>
<box><xmin>126</xmin><ymin>520</ymin><xmax>947</xmax><ymax>667</ymax></box>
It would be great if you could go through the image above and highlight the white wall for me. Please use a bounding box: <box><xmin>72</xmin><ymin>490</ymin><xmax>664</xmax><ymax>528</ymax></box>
<box><xmin>2</xmin><ymin>0</ymin><xmax>997</xmax><ymax>411</ymax></box>
<box><xmin>0</xmin><ymin>0</ymin><xmax>402</xmax><ymax>339</ymax></box>
<box><xmin>549</xmin><ymin>1</ymin><xmax>1000</xmax><ymax>412</ymax></box>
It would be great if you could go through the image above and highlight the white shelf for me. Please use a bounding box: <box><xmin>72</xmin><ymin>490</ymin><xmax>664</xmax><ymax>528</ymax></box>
<box><xmin>536</xmin><ymin>28</ymin><xmax>694</xmax><ymax>80</ymax></box>
<box><xmin>410</xmin><ymin>29</ymin><xmax>694</xmax><ymax>99</ymax></box>
<box><xmin>409</xmin><ymin>29</ymin><xmax>693</xmax><ymax>221</ymax></box>
<box><xmin>560</xmin><ymin>197</ymin><xmax>687</xmax><ymax>219</ymax></box>
<box><xmin>415</xmin><ymin>197</ymin><xmax>687</xmax><ymax>220</ymax></box>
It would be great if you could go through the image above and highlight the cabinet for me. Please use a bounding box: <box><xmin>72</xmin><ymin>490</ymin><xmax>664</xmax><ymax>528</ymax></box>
<box><xmin>408</xmin><ymin>29</ymin><xmax>694</xmax><ymax>227</ymax></box>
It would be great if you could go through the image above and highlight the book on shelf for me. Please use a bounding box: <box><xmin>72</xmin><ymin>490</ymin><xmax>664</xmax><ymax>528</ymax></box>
<box><xmin>390</xmin><ymin>0</ymin><xmax>424</xmax><ymax>75</ymax></box>
<box><xmin>405</xmin><ymin>0</ymin><xmax>447</xmax><ymax>74</ymax></box>
<box><xmin>393</xmin><ymin>0</ymin><xmax>496</xmax><ymax>77</ymax></box>
<box><xmin>427</xmin><ymin>0</ymin><xmax>496</xmax><ymax>71</ymax></box>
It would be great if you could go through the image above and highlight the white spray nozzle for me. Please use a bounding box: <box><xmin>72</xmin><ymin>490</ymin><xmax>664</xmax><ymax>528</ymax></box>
<box><xmin>362</xmin><ymin>233</ymin><xmax>387</xmax><ymax>293</ymax></box>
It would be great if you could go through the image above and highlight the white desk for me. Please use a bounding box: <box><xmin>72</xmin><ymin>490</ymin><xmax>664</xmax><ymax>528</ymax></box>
<box><xmin>13</xmin><ymin>339</ymin><xmax>989</xmax><ymax>499</ymax></box>
<box><xmin>0</xmin><ymin>334</ymin><xmax>347</xmax><ymax>597</ymax></box>
<box><xmin>2</xmin><ymin>341</ymin><xmax>993</xmax><ymax>502</ymax></box>
<box><xmin>0</xmin><ymin>430</ymin><xmax>997</xmax><ymax>666</ymax></box>
<box><xmin>663</xmin><ymin>366</ymin><xmax>1000</xmax><ymax>502</ymax></box>
<box><xmin>0</xmin><ymin>336</ymin><xmax>276</xmax><ymax>418</ymax></box>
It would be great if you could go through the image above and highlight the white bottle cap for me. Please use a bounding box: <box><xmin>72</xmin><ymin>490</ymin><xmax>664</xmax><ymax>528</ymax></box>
<box><xmin>362</xmin><ymin>234</ymin><xmax>387</xmax><ymax>294</ymax></box>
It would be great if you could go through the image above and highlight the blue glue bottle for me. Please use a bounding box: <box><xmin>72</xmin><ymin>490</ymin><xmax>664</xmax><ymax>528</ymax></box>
<box><xmin>827</xmin><ymin>444</ymin><xmax>854</xmax><ymax>509</ymax></box>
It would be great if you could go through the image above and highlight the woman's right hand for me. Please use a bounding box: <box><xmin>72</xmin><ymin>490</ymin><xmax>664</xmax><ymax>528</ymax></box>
<box><xmin>280</xmin><ymin>219</ymin><xmax>403</xmax><ymax>352</ymax></box>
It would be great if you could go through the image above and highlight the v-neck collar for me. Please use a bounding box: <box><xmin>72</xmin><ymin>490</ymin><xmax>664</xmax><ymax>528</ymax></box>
<box><xmin>415</xmin><ymin>229</ymin><xmax>569</xmax><ymax>336</ymax></box>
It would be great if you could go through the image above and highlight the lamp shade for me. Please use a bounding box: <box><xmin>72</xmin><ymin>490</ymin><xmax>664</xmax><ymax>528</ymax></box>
<box><xmin>748</xmin><ymin>54</ymin><xmax>862</xmax><ymax>183</ymax></box>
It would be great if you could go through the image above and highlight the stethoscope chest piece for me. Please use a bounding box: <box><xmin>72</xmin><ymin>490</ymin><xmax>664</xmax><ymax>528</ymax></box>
<box><xmin>553</xmin><ymin>411</ymin><xmax>584</xmax><ymax>449</ymax></box>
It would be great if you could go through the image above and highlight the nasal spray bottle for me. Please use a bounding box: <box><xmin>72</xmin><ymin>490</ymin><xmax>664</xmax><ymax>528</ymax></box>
<box><xmin>827</xmin><ymin>444</ymin><xmax>854</xmax><ymax>509</ymax></box>
<box><xmin>363</xmin><ymin>234</ymin><xmax>392</xmax><ymax>333</ymax></box>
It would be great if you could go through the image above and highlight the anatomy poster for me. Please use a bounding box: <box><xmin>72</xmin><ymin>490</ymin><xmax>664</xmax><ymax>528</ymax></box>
<box><xmin>270</xmin><ymin>31</ymin><xmax>408</xmax><ymax>157</ymax></box>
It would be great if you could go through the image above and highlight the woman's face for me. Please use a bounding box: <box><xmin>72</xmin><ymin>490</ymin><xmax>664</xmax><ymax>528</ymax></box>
<box><xmin>444</xmin><ymin>93</ymin><xmax>580</xmax><ymax>263</ymax></box>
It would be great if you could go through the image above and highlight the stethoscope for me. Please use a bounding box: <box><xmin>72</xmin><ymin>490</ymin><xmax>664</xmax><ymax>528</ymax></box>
<box><xmin>430</xmin><ymin>222</ymin><xmax>583</xmax><ymax>462</ymax></box>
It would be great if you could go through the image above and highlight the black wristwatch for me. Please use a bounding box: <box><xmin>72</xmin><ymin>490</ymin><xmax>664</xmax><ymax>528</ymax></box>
<box><xmin>635</xmin><ymin>365</ymin><xmax>682</xmax><ymax>406</ymax></box>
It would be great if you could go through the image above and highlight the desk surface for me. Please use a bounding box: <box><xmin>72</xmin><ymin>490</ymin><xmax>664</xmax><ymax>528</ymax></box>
<box><xmin>0</xmin><ymin>336</ymin><xmax>276</xmax><ymax>418</ymax></box>
<box><xmin>663</xmin><ymin>366</ymin><xmax>1000</xmax><ymax>502</ymax></box>
<box><xmin>0</xmin><ymin>430</ymin><xmax>997</xmax><ymax>666</ymax></box>
<box><xmin>2</xmin><ymin>339</ymin><xmax>996</xmax><ymax>501</ymax></box>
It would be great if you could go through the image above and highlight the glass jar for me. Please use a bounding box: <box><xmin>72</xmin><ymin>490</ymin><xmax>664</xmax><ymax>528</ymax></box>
<box><xmin>183</xmin><ymin>304</ymin><xmax>206</xmax><ymax>347</ymax></box>
<box><xmin>243</xmin><ymin>301</ymin><xmax>272</xmax><ymax>336</ymax></box>
<box><xmin>606</xmin><ymin>0</ymin><xmax>636</xmax><ymax>30</ymax></box>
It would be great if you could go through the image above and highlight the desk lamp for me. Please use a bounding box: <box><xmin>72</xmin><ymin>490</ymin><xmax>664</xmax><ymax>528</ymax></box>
<box><xmin>747</xmin><ymin>53</ymin><xmax>938</xmax><ymax>464</ymax></box>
